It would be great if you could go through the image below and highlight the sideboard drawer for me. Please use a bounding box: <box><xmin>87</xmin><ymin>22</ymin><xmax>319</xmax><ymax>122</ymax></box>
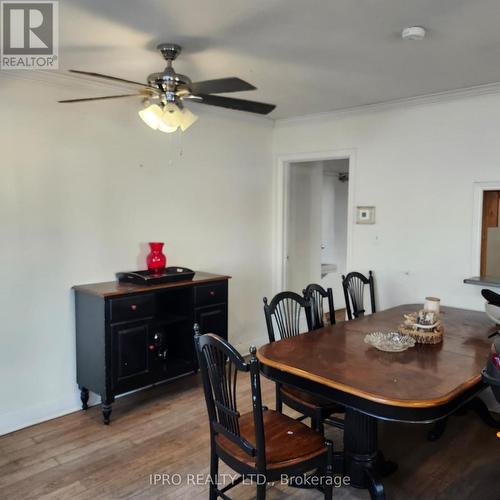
<box><xmin>109</xmin><ymin>294</ymin><xmax>155</xmax><ymax>323</ymax></box>
<box><xmin>194</xmin><ymin>282</ymin><xmax>227</xmax><ymax>307</ymax></box>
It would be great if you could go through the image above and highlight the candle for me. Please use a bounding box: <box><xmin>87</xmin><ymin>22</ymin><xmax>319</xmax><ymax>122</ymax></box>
<box><xmin>425</xmin><ymin>297</ymin><xmax>440</xmax><ymax>314</ymax></box>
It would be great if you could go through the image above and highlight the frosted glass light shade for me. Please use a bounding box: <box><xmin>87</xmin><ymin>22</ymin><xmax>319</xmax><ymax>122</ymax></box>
<box><xmin>157</xmin><ymin>121</ymin><xmax>178</xmax><ymax>133</ymax></box>
<box><xmin>138</xmin><ymin>104</ymin><xmax>163</xmax><ymax>130</ymax></box>
<box><xmin>161</xmin><ymin>103</ymin><xmax>182</xmax><ymax>130</ymax></box>
<box><xmin>139</xmin><ymin>102</ymin><xmax>198</xmax><ymax>133</ymax></box>
<box><xmin>179</xmin><ymin>107</ymin><xmax>198</xmax><ymax>131</ymax></box>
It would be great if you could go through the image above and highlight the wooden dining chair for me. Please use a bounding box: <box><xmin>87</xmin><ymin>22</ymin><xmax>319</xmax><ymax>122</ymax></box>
<box><xmin>263</xmin><ymin>291</ymin><xmax>314</xmax><ymax>342</ymax></box>
<box><xmin>303</xmin><ymin>283</ymin><xmax>336</xmax><ymax>329</ymax></box>
<box><xmin>342</xmin><ymin>270</ymin><xmax>376</xmax><ymax>320</ymax></box>
<box><xmin>263</xmin><ymin>292</ymin><xmax>343</xmax><ymax>433</ymax></box>
<box><xmin>194</xmin><ymin>327</ymin><xmax>334</xmax><ymax>500</ymax></box>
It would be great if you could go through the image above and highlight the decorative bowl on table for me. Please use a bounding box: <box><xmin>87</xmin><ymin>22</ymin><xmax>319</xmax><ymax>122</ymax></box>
<box><xmin>364</xmin><ymin>331</ymin><xmax>416</xmax><ymax>352</ymax></box>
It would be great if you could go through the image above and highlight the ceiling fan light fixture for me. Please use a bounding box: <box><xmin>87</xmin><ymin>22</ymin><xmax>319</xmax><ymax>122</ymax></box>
<box><xmin>157</xmin><ymin>122</ymin><xmax>178</xmax><ymax>134</ymax></box>
<box><xmin>157</xmin><ymin>121</ymin><xmax>178</xmax><ymax>133</ymax></box>
<box><xmin>179</xmin><ymin>107</ymin><xmax>198</xmax><ymax>131</ymax></box>
<box><xmin>161</xmin><ymin>103</ymin><xmax>183</xmax><ymax>130</ymax></box>
<box><xmin>138</xmin><ymin>104</ymin><xmax>163</xmax><ymax>130</ymax></box>
<box><xmin>401</xmin><ymin>26</ymin><xmax>426</xmax><ymax>41</ymax></box>
<box><xmin>142</xmin><ymin>102</ymin><xmax>198</xmax><ymax>133</ymax></box>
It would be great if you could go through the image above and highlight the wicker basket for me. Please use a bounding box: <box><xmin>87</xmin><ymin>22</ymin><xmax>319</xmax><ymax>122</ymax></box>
<box><xmin>398</xmin><ymin>324</ymin><xmax>444</xmax><ymax>344</ymax></box>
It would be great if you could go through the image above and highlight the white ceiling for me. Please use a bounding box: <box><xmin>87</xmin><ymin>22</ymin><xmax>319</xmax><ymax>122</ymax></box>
<box><xmin>7</xmin><ymin>0</ymin><xmax>500</xmax><ymax>119</ymax></box>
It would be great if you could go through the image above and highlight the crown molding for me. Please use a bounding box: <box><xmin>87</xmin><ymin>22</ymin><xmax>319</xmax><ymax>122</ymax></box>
<box><xmin>274</xmin><ymin>81</ymin><xmax>500</xmax><ymax>127</ymax></box>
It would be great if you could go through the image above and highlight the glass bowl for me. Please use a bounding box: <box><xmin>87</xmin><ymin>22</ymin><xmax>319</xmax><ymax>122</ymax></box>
<box><xmin>364</xmin><ymin>331</ymin><xmax>416</xmax><ymax>352</ymax></box>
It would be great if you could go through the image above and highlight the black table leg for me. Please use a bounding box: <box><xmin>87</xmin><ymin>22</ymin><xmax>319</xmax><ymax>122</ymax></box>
<box><xmin>467</xmin><ymin>397</ymin><xmax>500</xmax><ymax>428</ymax></box>
<box><xmin>427</xmin><ymin>417</ymin><xmax>448</xmax><ymax>441</ymax></box>
<box><xmin>344</xmin><ymin>408</ymin><xmax>397</xmax><ymax>500</ymax></box>
<box><xmin>427</xmin><ymin>398</ymin><xmax>499</xmax><ymax>441</ymax></box>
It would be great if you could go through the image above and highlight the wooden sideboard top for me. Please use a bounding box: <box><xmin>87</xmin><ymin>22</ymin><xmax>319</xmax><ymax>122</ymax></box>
<box><xmin>73</xmin><ymin>271</ymin><xmax>231</xmax><ymax>298</ymax></box>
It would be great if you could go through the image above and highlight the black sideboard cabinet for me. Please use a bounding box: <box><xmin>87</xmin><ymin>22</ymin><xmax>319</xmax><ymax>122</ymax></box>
<box><xmin>73</xmin><ymin>272</ymin><xmax>230</xmax><ymax>424</ymax></box>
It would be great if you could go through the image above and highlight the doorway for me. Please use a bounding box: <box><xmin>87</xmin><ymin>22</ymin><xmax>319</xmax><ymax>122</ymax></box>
<box><xmin>284</xmin><ymin>158</ymin><xmax>350</xmax><ymax>311</ymax></box>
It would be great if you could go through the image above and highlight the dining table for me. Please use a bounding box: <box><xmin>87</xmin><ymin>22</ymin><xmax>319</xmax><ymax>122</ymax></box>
<box><xmin>257</xmin><ymin>304</ymin><xmax>500</xmax><ymax>500</ymax></box>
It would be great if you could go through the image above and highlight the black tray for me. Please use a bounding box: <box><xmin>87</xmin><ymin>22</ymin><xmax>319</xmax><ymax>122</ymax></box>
<box><xmin>116</xmin><ymin>267</ymin><xmax>195</xmax><ymax>286</ymax></box>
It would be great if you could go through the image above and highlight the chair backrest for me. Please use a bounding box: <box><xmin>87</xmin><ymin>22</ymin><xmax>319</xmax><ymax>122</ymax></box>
<box><xmin>342</xmin><ymin>271</ymin><xmax>376</xmax><ymax>320</ymax></box>
<box><xmin>303</xmin><ymin>283</ymin><xmax>335</xmax><ymax>329</ymax></box>
<box><xmin>194</xmin><ymin>326</ymin><xmax>266</xmax><ymax>469</ymax></box>
<box><xmin>263</xmin><ymin>291</ymin><xmax>313</xmax><ymax>343</ymax></box>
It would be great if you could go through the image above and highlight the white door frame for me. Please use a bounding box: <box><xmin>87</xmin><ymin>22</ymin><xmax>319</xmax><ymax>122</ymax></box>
<box><xmin>273</xmin><ymin>149</ymin><xmax>357</xmax><ymax>293</ymax></box>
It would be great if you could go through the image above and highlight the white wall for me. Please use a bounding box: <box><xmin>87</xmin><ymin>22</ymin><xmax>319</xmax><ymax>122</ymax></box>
<box><xmin>274</xmin><ymin>92</ymin><xmax>500</xmax><ymax>410</ymax></box>
<box><xmin>5</xmin><ymin>81</ymin><xmax>500</xmax><ymax>436</ymax></box>
<box><xmin>321</xmin><ymin>171</ymin><xmax>349</xmax><ymax>309</ymax></box>
<box><xmin>321</xmin><ymin>174</ymin><xmax>336</xmax><ymax>264</ymax></box>
<box><xmin>274</xmin><ymin>93</ymin><xmax>500</xmax><ymax>311</ymax></box>
<box><xmin>285</xmin><ymin>161</ymin><xmax>322</xmax><ymax>293</ymax></box>
<box><xmin>0</xmin><ymin>80</ymin><xmax>273</xmax><ymax>435</ymax></box>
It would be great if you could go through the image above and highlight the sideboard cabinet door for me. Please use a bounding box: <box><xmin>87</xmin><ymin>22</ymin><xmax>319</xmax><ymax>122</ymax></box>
<box><xmin>111</xmin><ymin>321</ymin><xmax>151</xmax><ymax>386</ymax></box>
<box><xmin>195</xmin><ymin>303</ymin><xmax>228</xmax><ymax>339</ymax></box>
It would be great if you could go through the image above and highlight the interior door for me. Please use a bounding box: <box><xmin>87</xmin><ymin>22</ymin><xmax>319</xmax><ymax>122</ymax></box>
<box><xmin>285</xmin><ymin>161</ymin><xmax>323</xmax><ymax>293</ymax></box>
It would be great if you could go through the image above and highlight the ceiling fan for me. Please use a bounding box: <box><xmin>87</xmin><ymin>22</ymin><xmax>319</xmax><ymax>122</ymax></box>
<box><xmin>58</xmin><ymin>43</ymin><xmax>276</xmax><ymax>133</ymax></box>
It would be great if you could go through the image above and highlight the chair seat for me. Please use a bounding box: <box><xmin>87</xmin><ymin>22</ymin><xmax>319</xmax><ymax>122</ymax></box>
<box><xmin>281</xmin><ymin>385</ymin><xmax>344</xmax><ymax>413</ymax></box>
<box><xmin>215</xmin><ymin>409</ymin><xmax>326</xmax><ymax>470</ymax></box>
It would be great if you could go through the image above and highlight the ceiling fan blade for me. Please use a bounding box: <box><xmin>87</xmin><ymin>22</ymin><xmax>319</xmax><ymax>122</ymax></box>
<box><xmin>194</xmin><ymin>94</ymin><xmax>275</xmax><ymax>115</ymax></box>
<box><xmin>183</xmin><ymin>77</ymin><xmax>256</xmax><ymax>95</ymax></box>
<box><xmin>69</xmin><ymin>70</ymin><xmax>156</xmax><ymax>91</ymax></box>
<box><xmin>58</xmin><ymin>94</ymin><xmax>142</xmax><ymax>103</ymax></box>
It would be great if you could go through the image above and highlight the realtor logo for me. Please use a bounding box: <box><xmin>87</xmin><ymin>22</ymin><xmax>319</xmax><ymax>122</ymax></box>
<box><xmin>1</xmin><ymin>1</ymin><xmax>58</xmax><ymax>69</ymax></box>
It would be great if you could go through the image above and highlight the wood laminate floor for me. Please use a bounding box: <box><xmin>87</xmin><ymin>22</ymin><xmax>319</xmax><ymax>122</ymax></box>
<box><xmin>0</xmin><ymin>374</ymin><xmax>499</xmax><ymax>500</ymax></box>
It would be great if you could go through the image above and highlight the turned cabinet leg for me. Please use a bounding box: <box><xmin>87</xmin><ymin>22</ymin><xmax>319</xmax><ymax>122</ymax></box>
<box><xmin>80</xmin><ymin>387</ymin><xmax>89</xmax><ymax>410</ymax></box>
<box><xmin>102</xmin><ymin>399</ymin><xmax>113</xmax><ymax>425</ymax></box>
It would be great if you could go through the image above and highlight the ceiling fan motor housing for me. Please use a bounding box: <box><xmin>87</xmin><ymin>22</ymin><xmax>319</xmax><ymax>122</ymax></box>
<box><xmin>148</xmin><ymin>44</ymin><xmax>191</xmax><ymax>102</ymax></box>
<box><xmin>157</xmin><ymin>43</ymin><xmax>182</xmax><ymax>61</ymax></box>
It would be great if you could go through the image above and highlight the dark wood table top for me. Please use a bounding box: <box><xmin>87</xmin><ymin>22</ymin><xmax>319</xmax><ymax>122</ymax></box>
<box><xmin>257</xmin><ymin>305</ymin><xmax>496</xmax><ymax>409</ymax></box>
<box><xmin>73</xmin><ymin>271</ymin><xmax>231</xmax><ymax>298</ymax></box>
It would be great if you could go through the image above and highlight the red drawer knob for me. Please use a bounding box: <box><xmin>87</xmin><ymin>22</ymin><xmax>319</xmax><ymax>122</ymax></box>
<box><xmin>148</xmin><ymin>344</ymin><xmax>155</xmax><ymax>351</ymax></box>
<box><xmin>131</xmin><ymin>304</ymin><xmax>137</xmax><ymax>311</ymax></box>
<box><xmin>209</xmin><ymin>291</ymin><xmax>215</xmax><ymax>296</ymax></box>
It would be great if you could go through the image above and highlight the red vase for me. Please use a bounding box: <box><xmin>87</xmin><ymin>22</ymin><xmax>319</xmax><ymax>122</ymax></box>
<box><xmin>146</xmin><ymin>242</ymin><xmax>166</xmax><ymax>274</ymax></box>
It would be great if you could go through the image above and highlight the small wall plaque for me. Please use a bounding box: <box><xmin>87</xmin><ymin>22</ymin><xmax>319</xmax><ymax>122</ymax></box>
<box><xmin>356</xmin><ymin>206</ymin><xmax>375</xmax><ymax>224</ymax></box>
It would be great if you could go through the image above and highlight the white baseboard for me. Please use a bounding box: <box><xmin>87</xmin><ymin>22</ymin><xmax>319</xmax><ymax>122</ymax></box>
<box><xmin>0</xmin><ymin>395</ymin><xmax>81</xmax><ymax>437</ymax></box>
